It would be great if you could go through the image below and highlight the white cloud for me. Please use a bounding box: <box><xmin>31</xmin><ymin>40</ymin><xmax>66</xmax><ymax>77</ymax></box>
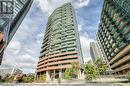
<box><xmin>78</xmin><ymin>24</ymin><xmax>82</xmax><ymax>32</ymax></box>
<box><xmin>35</xmin><ymin>0</ymin><xmax>71</xmax><ymax>15</ymax></box>
<box><xmin>17</xmin><ymin>54</ymin><xmax>37</xmax><ymax>63</ymax></box>
<box><xmin>35</xmin><ymin>0</ymin><xmax>90</xmax><ymax>16</ymax></box>
<box><xmin>36</xmin><ymin>33</ymin><xmax>43</xmax><ymax>39</ymax></box>
<box><xmin>78</xmin><ymin>18</ymin><xmax>84</xmax><ymax>32</ymax></box>
<box><xmin>74</xmin><ymin>0</ymin><xmax>90</xmax><ymax>9</ymax></box>
<box><xmin>26</xmin><ymin>49</ymin><xmax>35</xmax><ymax>54</ymax></box>
<box><xmin>35</xmin><ymin>0</ymin><xmax>53</xmax><ymax>15</ymax></box>
<box><xmin>6</xmin><ymin>40</ymin><xmax>21</xmax><ymax>54</ymax></box>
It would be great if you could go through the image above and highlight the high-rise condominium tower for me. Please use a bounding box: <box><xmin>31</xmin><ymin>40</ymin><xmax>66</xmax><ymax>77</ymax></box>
<box><xmin>0</xmin><ymin>0</ymin><xmax>33</xmax><ymax>64</ymax></box>
<box><xmin>90</xmin><ymin>42</ymin><xmax>104</xmax><ymax>62</ymax></box>
<box><xmin>97</xmin><ymin>0</ymin><xmax>130</xmax><ymax>74</ymax></box>
<box><xmin>37</xmin><ymin>3</ymin><xmax>84</xmax><ymax>80</ymax></box>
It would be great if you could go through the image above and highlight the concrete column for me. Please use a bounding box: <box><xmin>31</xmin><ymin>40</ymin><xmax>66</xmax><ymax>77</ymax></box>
<box><xmin>123</xmin><ymin>70</ymin><xmax>127</xmax><ymax>74</ymax></box>
<box><xmin>78</xmin><ymin>70</ymin><xmax>81</xmax><ymax>79</ymax></box>
<box><xmin>54</xmin><ymin>70</ymin><xmax>55</xmax><ymax>79</ymax></box>
<box><xmin>59</xmin><ymin>70</ymin><xmax>62</xmax><ymax>78</ymax></box>
<box><xmin>46</xmin><ymin>71</ymin><xmax>51</xmax><ymax>82</ymax></box>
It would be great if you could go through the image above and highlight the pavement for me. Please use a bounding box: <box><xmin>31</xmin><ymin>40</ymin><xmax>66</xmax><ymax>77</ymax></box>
<box><xmin>0</xmin><ymin>83</ymin><xmax>128</xmax><ymax>86</ymax></box>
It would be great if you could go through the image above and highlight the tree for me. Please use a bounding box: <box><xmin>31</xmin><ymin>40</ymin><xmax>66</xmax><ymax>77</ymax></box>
<box><xmin>127</xmin><ymin>71</ymin><xmax>130</xmax><ymax>82</ymax></box>
<box><xmin>71</xmin><ymin>61</ymin><xmax>80</xmax><ymax>78</ymax></box>
<box><xmin>94</xmin><ymin>58</ymin><xmax>108</xmax><ymax>75</ymax></box>
<box><xmin>64</xmin><ymin>68</ymin><xmax>74</xmax><ymax>80</ymax></box>
<box><xmin>35</xmin><ymin>75</ymin><xmax>46</xmax><ymax>83</ymax></box>
<box><xmin>84</xmin><ymin>62</ymin><xmax>99</xmax><ymax>81</ymax></box>
<box><xmin>19</xmin><ymin>74</ymin><xmax>34</xmax><ymax>83</ymax></box>
<box><xmin>64</xmin><ymin>61</ymin><xmax>80</xmax><ymax>80</ymax></box>
<box><xmin>5</xmin><ymin>75</ymin><xmax>15</xmax><ymax>83</ymax></box>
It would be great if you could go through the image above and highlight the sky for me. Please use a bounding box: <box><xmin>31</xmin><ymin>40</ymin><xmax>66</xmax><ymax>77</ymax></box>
<box><xmin>0</xmin><ymin>0</ymin><xmax>104</xmax><ymax>73</ymax></box>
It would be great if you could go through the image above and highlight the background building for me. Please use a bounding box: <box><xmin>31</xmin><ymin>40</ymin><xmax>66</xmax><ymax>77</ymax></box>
<box><xmin>0</xmin><ymin>68</ymin><xmax>22</xmax><ymax>78</ymax></box>
<box><xmin>90</xmin><ymin>42</ymin><xmax>103</xmax><ymax>62</ymax></box>
<box><xmin>37</xmin><ymin>3</ymin><xmax>84</xmax><ymax>81</ymax></box>
<box><xmin>97</xmin><ymin>0</ymin><xmax>130</xmax><ymax>74</ymax></box>
<box><xmin>0</xmin><ymin>0</ymin><xmax>33</xmax><ymax>64</ymax></box>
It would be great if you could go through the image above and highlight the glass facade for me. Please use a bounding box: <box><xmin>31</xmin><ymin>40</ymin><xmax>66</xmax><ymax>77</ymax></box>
<box><xmin>97</xmin><ymin>0</ymin><xmax>130</xmax><ymax>74</ymax></box>
<box><xmin>90</xmin><ymin>42</ymin><xmax>104</xmax><ymax>62</ymax></box>
<box><xmin>37</xmin><ymin>3</ymin><xmax>83</xmax><ymax>78</ymax></box>
<box><xmin>0</xmin><ymin>0</ymin><xmax>33</xmax><ymax>64</ymax></box>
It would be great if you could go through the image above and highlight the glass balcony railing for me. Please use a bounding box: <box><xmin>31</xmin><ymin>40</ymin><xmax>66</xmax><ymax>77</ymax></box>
<box><xmin>112</xmin><ymin>43</ymin><xmax>116</xmax><ymax>48</ymax></box>
<box><xmin>114</xmin><ymin>48</ymin><xmax>120</xmax><ymax>54</ymax></box>
<box><xmin>118</xmin><ymin>20</ymin><xmax>128</xmax><ymax>30</ymax></box>
<box><xmin>113</xmin><ymin>32</ymin><xmax>119</xmax><ymax>39</ymax></box>
<box><xmin>126</xmin><ymin>33</ymin><xmax>130</xmax><ymax>41</ymax></box>
<box><xmin>113</xmin><ymin>13</ymin><xmax>120</xmax><ymax>22</ymax></box>
<box><xmin>116</xmin><ymin>37</ymin><xmax>122</xmax><ymax>42</ymax></box>
<box><xmin>122</xmin><ymin>25</ymin><xmax>130</xmax><ymax>35</ymax></box>
<box><xmin>109</xmin><ymin>25</ymin><xmax>114</xmax><ymax>31</ymax></box>
<box><xmin>111</xmin><ymin>28</ymin><xmax>116</xmax><ymax>35</ymax></box>
<box><xmin>119</xmin><ymin>42</ymin><xmax>127</xmax><ymax>49</ymax></box>
<box><xmin>109</xmin><ymin>48</ymin><xmax>112</xmax><ymax>53</ymax></box>
<box><xmin>111</xmin><ymin>52</ymin><xmax>115</xmax><ymax>57</ymax></box>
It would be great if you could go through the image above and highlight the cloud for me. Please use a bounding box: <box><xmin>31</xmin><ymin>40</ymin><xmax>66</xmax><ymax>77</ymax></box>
<box><xmin>16</xmin><ymin>54</ymin><xmax>37</xmax><ymax>63</ymax></box>
<box><xmin>35</xmin><ymin>0</ymin><xmax>71</xmax><ymax>15</ymax></box>
<box><xmin>74</xmin><ymin>0</ymin><xmax>90</xmax><ymax>9</ymax></box>
<box><xmin>6</xmin><ymin>40</ymin><xmax>21</xmax><ymax>54</ymax></box>
<box><xmin>77</xmin><ymin>17</ymin><xmax>84</xmax><ymax>32</ymax></box>
<box><xmin>2</xmin><ymin>51</ymin><xmax>38</xmax><ymax>73</ymax></box>
<box><xmin>78</xmin><ymin>24</ymin><xmax>82</xmax><ymax>32</ymax></box>
<box><xmin>35</xmin><ymin>0</ymin><xmax>90</xmax><ymax>16</ymax></box>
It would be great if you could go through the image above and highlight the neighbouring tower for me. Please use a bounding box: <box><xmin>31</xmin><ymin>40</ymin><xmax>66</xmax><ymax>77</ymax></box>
<box><xmin>90</xmin><ymin>42</ymin><xmax>104</xmax><ymax>62</ymax></box>
<box><xmin>37</xmin><ymin>3</ymin><xmax>84</xmax><ymax>80</ymax></box>
<box><xmin>0</xmin><ymin>0</ymin><xmax>33</xmax><ymax>64</ymax></box>
<box><xmin>97</xmin><ymin>0</ymin><xmax>130</xmax><ymax>74</ymax></box>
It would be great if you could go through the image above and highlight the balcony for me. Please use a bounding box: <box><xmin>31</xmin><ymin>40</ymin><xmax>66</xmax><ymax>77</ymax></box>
<box><xmin>118</xmin><ymin>20</ymin><xmax>129</xmax><ymax>30</ymax></box>
<box><xmin>113</xmin><ymin>14</ymin><xmax>118</xmax><ymax>22</ymax></box>
<box><xmin>109</xmin><ymin>48</ymin><xmax>112</xmax><ymax>53</ymax></box>
<box><xmin>111</xmin><ymin>52</ymin><xmax>115</xmax><ymax>57</ymax></box>
<box><xmin>114</xmin><ymin>48</ymin><xmax>120</xmax><ymax>54</ymax></box>
<box><xmin>108</xmin><ymin>25</ymin><xmax>114</xmax><ymax>31</ymax></box>
<box><xmin>116</xmin><ymin>16</ymin><xmax>123</xmax><ymax>26</ymax></box>
<box><xmin>119</xmin><ymin>42</ymin><xmax>127</xmax><ymax>50</ymax></box>
<box><xmin>112</xmin><ymin>43</ymin><xmax>116</xmax><ymax>48</ymax></box>
<box><xmin>111</xmin><ymin>28</ymin><xmax>116</xmax><ymax>35</ymax></box>
<box><xmin>109</xmin><ymin>45</ymin><xmax>130</xmax><ymax>64</ymax></box>
<box><xmin>113</xmin><ymin>32</ymin><xmax>119</xmax><ymax>39</ymax></box>
<box><xmin>126</xmin><ymin>33</ymin><xmax>130</xmax><ymax>41</ymax></box>
<box><xmin>122</xmin><ymin>25</ymin><xmax>130</xmax><ymax>35</ymax></box>
<box><xmin>113</xmin><ymin>64</ymin><xmax>130</xmax><ymax>73</ymax></box>
<box><xmin>111</xmin><ymin>54</ymin><xmax>130</xmax><ymax>69</ymax></box>
<box><xmin>37</xmin><ymin>64</ymin><xmax>72</xmax><ymax>72</ymax></box>
<box><xmin>38</xmin><ymin>56</ymin><xmax>78</xmax><ymax>67</ymax></box>
<box><xmin>116</xmin><ymin>37</ymin><xmax>122</xmax><ymax>43</ymax></box>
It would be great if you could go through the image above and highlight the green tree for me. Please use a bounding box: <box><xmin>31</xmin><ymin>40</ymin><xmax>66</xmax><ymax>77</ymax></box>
<box><xmin>71</xmin><ymin>61</ymin><xmax>80</xmax><ymax>78</ymax></box>
<box><xmin>20</xmin><ymin>74</ymin><xmax>34</xmax><ymax>83</ymax></box>
<box><xmin>94</xmin><ymin>58</ymin><xmax>108</xmax><ymax>75</ymax></box>
<box><xmin>84</xmin><ymin>62</ymin><xmax>99</xmax><ymax>81</ymax></box>
<box><xmin>35</xmin><ymin>75</ymin><xmax>46</xmax><ymax>83</ymax></box>
<box><xmin>0</xmin><ymin>74</ymin><xmax>17</xmax><ymax>83</ymax></box>
<box><xmin>64</xmin><ymin>68</ymin><xmax>74</xmax><ymax>80</ymax></box>
<box><xmin>127</xmin><ymin>71</ymin><xmax>130</xmax><ymax>81</ymax></box>
<box><xmin>5</xmin><ymin>75</ymin><xmax>15</xmax><ymax>83</ymax></box>
<box><xmin>64</xmin><ymin>61</ymin><xmax>80</xmax><ymax>79</ymax></box>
